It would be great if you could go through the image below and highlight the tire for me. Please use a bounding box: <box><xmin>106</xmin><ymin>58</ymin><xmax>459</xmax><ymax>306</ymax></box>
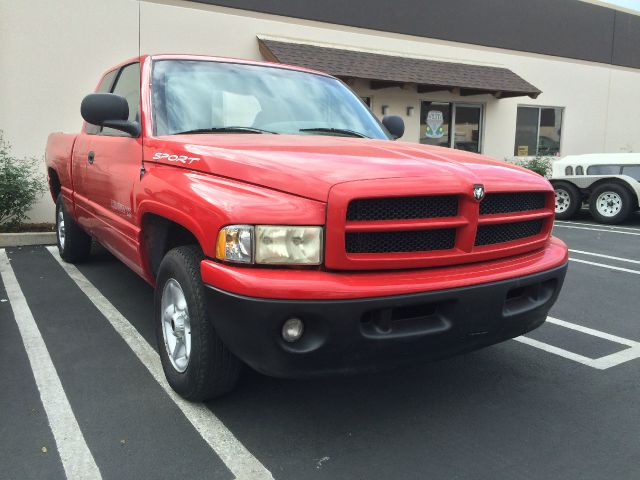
<box><xmin>553</xmin><ymin>182</ymin><xmax>581</xmax><ymax>220</ymax></box>
<box><xmin>588</xmin><ymin>183</ymin><xmax>633</xmax><ymax>225</ymax></box>
<box><xmin>155</xmin><ymin>245</ymin><xmax>241</xmax><ymax>400</ymax></box>
<box><xmin>55</xmin><ymin>194</ymin><xmax>92</xmax><ymax>263</ymax></box>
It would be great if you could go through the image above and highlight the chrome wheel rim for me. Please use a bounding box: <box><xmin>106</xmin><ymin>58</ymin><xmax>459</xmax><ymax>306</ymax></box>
<box><xmin>555</xmin><ymin>189</ymin><xmax>571</xmax><ymax>213</ymax></box>
<box><xmin>161</xmin><ymin>279</ymin><xmax>191</xmax><ymax>373</ymax></box>
<box><xmin>57</xmin><ymin>209</ymin><xmax>66</xmax><ymax>249</ymax></box>
<box><xmin>595</xmin><ymin>192</ymin><xmax>622</xmax><ymax>217</ymax></box>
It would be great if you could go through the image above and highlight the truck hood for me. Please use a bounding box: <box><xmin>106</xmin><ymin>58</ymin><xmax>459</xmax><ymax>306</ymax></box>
<box><xmin>147</xmin><ymin>134</ymin><xmax>549</xmax><ymax>201</ymax></box>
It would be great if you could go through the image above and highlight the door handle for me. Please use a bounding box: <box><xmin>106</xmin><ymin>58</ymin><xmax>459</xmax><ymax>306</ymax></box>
<box><xmin>88</xmin><ymin>151</ymin><xmax>95</xmax><ymax>165</ymax></box>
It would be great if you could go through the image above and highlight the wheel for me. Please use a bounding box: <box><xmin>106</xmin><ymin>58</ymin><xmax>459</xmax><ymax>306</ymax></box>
<box><xmin>553</xmin><ymin>182</ymin><xmax>581</xmax><ymax>220</ymax></box>
<box><xmin>588</xmin><ymin>183</ymin><xmax>633</xmax><ymax>225</ymax></box>
<box><xmin>55</xmin><ymin>194</ymin><xmax>92</xmax><ymax>263</ymax></box>
<box><xmin>155</xmin><ymin>245</ymin><xmax>241</xmax><ymax>400</ymax></box>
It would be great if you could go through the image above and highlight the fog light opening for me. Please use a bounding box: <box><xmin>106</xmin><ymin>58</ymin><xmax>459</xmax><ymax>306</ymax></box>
<box><xmin>282</xmin><ymin>317</ymin><xmax>304</xmax><ymax>343</ymax></box>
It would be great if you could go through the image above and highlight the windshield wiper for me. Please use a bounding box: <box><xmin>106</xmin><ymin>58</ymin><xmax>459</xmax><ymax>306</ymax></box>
<box><xmin>299</xmin><ymin>127</ymin><xmax>369</xmax><ymax>138</ymax></box>
<box><xmin>175</xmin><ymin>126</ymin><xmax>278</xmax><ymax>135</ymax></box>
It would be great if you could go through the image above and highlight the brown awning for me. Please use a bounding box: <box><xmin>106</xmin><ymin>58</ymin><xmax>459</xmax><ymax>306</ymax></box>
<box><xmin>258</xmin><ymin>38</ymin><xmax>541</xmax><ymax>99</ymax></box>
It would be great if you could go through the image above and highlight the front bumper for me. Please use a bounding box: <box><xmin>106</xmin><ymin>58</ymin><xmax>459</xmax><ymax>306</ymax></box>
<box><xmin>205</xmin><ymin>260</ymin><xmax>568</xmax><ymax>378</ymax></box>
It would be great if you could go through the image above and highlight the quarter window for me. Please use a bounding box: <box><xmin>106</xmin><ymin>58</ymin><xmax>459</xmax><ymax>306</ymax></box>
<box><xmin>565</xmin><ymin>166</ymin><xmax>573</xmax><ymax>175</ymax></box>
<box><xmin>514</xmin><ymin>106</ymin><xmax>563</xmax><ymax>156</ymax></box>
<box><xmin>576</xmin><ymin>166</ymin><xmax>584</xmax><ymax>175</ymax></box>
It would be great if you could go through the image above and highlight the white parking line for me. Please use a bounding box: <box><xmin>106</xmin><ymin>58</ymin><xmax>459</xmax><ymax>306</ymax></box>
<box><xmin>569</xmin><ymin>258</ymin><xmax>640</xmax><ymax>275</ymax></box>
<box><xmin>0</xmin><ymin>249</ymin><xmax>102</xmax><ymax>480</ymax></box>
<box><xmin>553</xmin><ymin>224</ymin><xmax>640</xmax><ymax>236</ymax></box>
<box><xmin>515</xmin><ymin>316</ymin><xmax>640</xmax><ymax>370</ymax></box>
<box><xmin>555</xmin><ymin>220</ymin><xmax>640</xmax><ymax>232</ymax></box>
<box><xmin>46</xmin><ymin>246</ymin><xmax>273</xmax><ymax>480</ymax></box>
<box><xmin>569</xmin><ymin>249</ymin><xmax>640</xmax><ymax>265</ymax></box>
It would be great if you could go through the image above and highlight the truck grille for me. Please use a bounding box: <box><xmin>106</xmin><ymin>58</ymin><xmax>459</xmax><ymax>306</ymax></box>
<box><xmin>347</xmin><ymin>195</ymin><xmax>458</xmax><ymax>221</ymax></box>
<box><xmin>475</xmin><ymin>219</ymin><xmax>544</xmax><ymax>246</ymax></box>
<box><xmin>346</xmin><ymin>229</ymin><xmax>456</xmax><ymax>254</ymax></box>
<box><xmin>479</xmin><ymin>192</ymin><xmax>546</xmax><ymax>215</ymax></box>
<box><xmin>326</xmin><ymin>184</ymin><xmax>553</xmax><ymax>270</ymax></box>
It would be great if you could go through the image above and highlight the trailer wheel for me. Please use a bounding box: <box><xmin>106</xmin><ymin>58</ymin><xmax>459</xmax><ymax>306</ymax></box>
<box><xmin>589</xmin><ymin>183</ymin><xmax>633</xmax><ymax>225</ymax></box>
<box><xmin>55</xmin><ymin>194</ymin><xmax>92</xmax><ymax>263</ymax></box>
<box><xmin>553</xmin><ymin>183</ymin><xmax>581</xmax><ymax>220</ymax></box>
<box><xmin>155</xmin><ymin>245</ymin><xmax>241</xmax><ymax>400</ymax></box>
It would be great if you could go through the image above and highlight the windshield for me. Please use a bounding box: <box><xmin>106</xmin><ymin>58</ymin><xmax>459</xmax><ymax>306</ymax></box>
<box><xmin>151</xmin><ymin>60</ymin><xmax>390</xmax><ymax>139</ymax></box>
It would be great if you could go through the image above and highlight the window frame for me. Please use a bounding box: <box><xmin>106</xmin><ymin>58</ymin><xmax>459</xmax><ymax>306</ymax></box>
<box><xmin>514</xmin><ymin>105</ymin><xmax>564</xmax><ymax>157</ymax></box>
<box><xmin>99</xmin><ymin>62</ymin><xmax>141</xmax><ymax>138</ymax></box>
<box><xmin>419</xmin><ymin>100</ymin><xmax>485</xmax><ymax>153</ymax></box>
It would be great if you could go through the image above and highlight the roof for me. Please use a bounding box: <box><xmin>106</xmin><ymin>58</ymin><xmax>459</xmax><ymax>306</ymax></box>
<box><xmin>258</xmin><ymin>39</ymin><xmax>542</xmax><ymax>99</ymax></box>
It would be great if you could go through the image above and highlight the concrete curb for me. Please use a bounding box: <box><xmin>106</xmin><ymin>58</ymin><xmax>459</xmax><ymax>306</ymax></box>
<box><xmin>0</xmin><ymin>232</ymin><xmax>57</xmax><ymax>247</ymax></box>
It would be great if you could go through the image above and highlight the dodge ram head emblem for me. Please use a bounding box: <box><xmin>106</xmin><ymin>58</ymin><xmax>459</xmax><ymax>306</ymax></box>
<box><xmin>473</xmin><ymin>184</ymin><xmax>485</xmax><ymax>201</ymax></box>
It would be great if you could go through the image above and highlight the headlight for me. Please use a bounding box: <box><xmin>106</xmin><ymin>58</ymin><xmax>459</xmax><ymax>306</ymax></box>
<box><xmin>216</xmin><ymin>225</ymin><xmax>323</xmax><ymax>265</ymax></box>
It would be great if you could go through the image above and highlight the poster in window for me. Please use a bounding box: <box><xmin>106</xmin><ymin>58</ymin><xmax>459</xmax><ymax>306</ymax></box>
<box><xmin>425</xmin><ymin>110</ymin><xmax>445</xmax><ymax>138</ymax></box>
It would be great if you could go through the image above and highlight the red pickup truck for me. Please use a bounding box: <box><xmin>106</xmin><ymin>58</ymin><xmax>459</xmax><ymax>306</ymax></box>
<box><xmin>45</xmin><ymin>54</ymin><xmax>568</xmax><ymax>400</ymax></box>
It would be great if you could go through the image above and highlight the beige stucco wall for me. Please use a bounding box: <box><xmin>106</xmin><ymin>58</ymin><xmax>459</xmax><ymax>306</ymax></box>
<box><xmin>1</xmin><ymin>0</ymin><xmax>639</xmax><ymax>223</ymax></box>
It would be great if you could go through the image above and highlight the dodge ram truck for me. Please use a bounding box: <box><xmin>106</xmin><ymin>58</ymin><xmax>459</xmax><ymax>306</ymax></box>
<box><xmin>45</xmin><ymin>55</ymin><xmax>568</xmax><ymax>400</ymax></box>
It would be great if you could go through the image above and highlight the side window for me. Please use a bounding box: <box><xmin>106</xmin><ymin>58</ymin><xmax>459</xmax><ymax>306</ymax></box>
<box><xmin>565</xmin><ymin>166</ymin><xmax>573</xmax><ymax>175</ymax></box>
<box><xmin>575</xmin><ymin>166</ymin><xmax>584</xmax><ymax>175</ymax></box>
<box><xmin>86</xmin><ymin>69</ymin><xmax>118</xmax><ymax>135</ymax></box>
<box><xmin>622</xmin><ymin>165</ymin><xmax>640</xmax><ymax>181</ymax></box>
<box><xmin>587</xmin><ymin>165</ymin><xmax>622</xmax><ymax>175</ymax></box>
<box><xmin>102</xmin><ymin>63</ymin><xmax>140</xmax><ymax>136</ymax></box>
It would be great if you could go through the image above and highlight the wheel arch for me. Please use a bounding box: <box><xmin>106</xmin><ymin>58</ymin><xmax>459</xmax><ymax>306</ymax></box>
<box><xmin>139</xmin><ymin>204</ymin><xmax>210</xmax><ymax>279</ymax></box>
<box><xmin>48</xmin><ymin>168</ymin><xmax>62</xmax><ymax>202</ymax></box>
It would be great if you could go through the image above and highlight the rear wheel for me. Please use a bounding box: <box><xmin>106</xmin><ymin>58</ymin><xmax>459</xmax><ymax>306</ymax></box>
<box><xmin>588</xmin><ymin>183</ymin><xmax>633</xmax><ymax>225</ymax></box>
<box><xmin>553</xmin><ymin>182</ymin><xmax>581</xmax><ymax>220</ymax></box>
<box><xmin>155</xmin><ymin>245</ymin><xmax>241</xmax><ymax>400</ymax></box>
<box><xmin>55</xmin><ymin>194</ymin><xmax>92</xmax><ymax>263</ymax></box>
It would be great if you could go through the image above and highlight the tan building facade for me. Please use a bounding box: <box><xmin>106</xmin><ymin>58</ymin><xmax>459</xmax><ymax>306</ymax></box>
<box><xmin>1</xmin><ymin>0</ymin><xmax>639</xmax><ymax>222</ymax></box>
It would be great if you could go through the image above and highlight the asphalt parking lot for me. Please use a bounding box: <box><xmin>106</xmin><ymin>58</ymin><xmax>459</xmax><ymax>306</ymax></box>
<box><xmin>2</xmin><ymin>212</ymin><xmax>640</xmax><ymax>480</ymax></box>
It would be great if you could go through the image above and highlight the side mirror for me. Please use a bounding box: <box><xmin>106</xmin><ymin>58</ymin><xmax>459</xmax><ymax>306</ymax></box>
<box><xmin>81</xmin><ymin>93</ymin><xmax>140</xmax><ymax>137</ymax></box>
<box><xmin>382</xmin><ymin>115</ymin><xmax>405</xmax><ymax>140</ymax></box>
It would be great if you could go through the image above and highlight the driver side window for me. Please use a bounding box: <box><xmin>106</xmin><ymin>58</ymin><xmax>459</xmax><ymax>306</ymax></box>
<box><xmin>102</xmin><ymin>63</ymin><xmax>140</xmax><ymax>136</ymax></box>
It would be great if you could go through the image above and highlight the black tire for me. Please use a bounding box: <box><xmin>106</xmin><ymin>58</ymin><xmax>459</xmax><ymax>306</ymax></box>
<box><xmin>55</xmin><ymin>194</ymin><xmax>92</xmax><ymax>263</ymax></box>
<box><xmin>155</xmin><ymin>245</ymin><xmax>241</xmax><ymax>400</ymax></box>
<box><xmin>553</xmin><ymin>182</ymin><xmax>581</xmax><ymax>220</ymax></box>
<box><xmin>588</xmin><ymin>183</ymin><xmax>633</xmax><ymax>225</ymax></box>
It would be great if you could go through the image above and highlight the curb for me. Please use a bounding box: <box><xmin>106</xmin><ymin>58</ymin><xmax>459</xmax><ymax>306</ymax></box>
<box><xmin>0</xmin><ymin>232</ymin><xmax>57</xmax><ymax>247</ymax></box>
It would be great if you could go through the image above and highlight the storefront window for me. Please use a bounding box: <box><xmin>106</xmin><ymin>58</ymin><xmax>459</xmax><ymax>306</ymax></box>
<box><xmin>514</xmin><ymin>106</ymin><xmax>563</xmax><ymax>156</ymax></box>
<box><xmin>420</xmin><ymin>102</ymin><xmax>482</xmax><ymax>153</ymax></box>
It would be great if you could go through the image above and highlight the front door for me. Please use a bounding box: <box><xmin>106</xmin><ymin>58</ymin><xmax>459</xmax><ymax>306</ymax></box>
<box><xmin>72</xmin><ymin>62</ymin><xmax>143</xmax><ymax>272</ymax></box>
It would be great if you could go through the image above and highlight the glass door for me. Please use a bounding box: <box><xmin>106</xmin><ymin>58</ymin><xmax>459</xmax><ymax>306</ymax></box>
<box><xmin>420</xmin><ymin>101</ymin><xmax>483</xmax><ymax>153</ymax></box>
<box><xmin>453</xmin><ymin>104</ymin><xmax>482</xmax><ymax>153</ymax></box>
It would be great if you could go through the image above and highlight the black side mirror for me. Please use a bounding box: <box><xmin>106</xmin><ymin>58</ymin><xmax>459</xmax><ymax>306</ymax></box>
<box><xmin>81</xmin><ymin>93</ymin><xmax>140</xmax><ymax>137</ymax></box>
<box><xmin>382</xmin><ymin>115</ymin><xmax>405</xmax><ymax>140</ymax></box>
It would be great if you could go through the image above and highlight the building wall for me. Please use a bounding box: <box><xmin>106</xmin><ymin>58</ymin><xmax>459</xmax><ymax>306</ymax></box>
<box><xmin>1</xmin><ymin>0</ymin><xmax>639</xmax><ymax>222</ymax></box>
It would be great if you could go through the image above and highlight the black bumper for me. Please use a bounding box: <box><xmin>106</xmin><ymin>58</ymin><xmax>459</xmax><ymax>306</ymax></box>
<box><xmin>205</xmin><ymin>263</ymin><xmax>567</xmax><ymax>378</ymax></box>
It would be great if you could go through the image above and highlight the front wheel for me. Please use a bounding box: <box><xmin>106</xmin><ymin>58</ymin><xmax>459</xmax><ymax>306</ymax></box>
<box><xmin>553</xmin><ymin>182</ymin><xmax>581</xmax><ymax>220</ymax></box>
<box><xmin>155</xmin><ymin>245</ymin><xmax>241</xmax><ymax>400</ymax></box>
<box><xmin>588</xmin><ymin>183</ymin><xmax>633</xmax><ymax>225</ymax></box>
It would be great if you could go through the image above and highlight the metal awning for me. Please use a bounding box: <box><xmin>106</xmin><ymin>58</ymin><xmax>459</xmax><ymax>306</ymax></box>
<box><xmin>258</xmin><ymin>38</ymin><xmax>541</xmax><ymax>99</ymax></box>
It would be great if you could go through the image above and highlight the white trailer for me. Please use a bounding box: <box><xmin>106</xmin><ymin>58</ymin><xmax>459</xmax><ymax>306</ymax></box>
<box><xmin>550</xmin><ymin>154</ymin><xmax>640</xmax><ymax>224</ymax></box>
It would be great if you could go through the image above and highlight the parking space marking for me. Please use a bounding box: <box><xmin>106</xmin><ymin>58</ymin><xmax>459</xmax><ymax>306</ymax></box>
<box><xmin>569</xmin><ymin>258</ymin><xmax>640</xmax><ymax>275</ymax></box>
<box><xmin>554</xmin><ymin>224</ymin><xmax>640</xmax><ymax>236</ymax></box>
<box><xmin>569</xmin><ymin>249</ymin><xmax>640</xmax><ymax>265</ymax></box>
<box><xmin>555</xmin><ymin>220</ymin><xmax>640</xmax><ymax>232</ymax></box>
<box><xmin>0</xmin><ymin>249</ymin><xmax>102</xmax><ymax>480</ymax></box>
<box><xmin>46</xmin><ymin>246</ymin><xmax>274</xmax><ymax>480</ymax></box>
<box><xmin>515</xmin><ymin>316</ymin><xmax>640</xmax><ymax>370</ymax></box>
